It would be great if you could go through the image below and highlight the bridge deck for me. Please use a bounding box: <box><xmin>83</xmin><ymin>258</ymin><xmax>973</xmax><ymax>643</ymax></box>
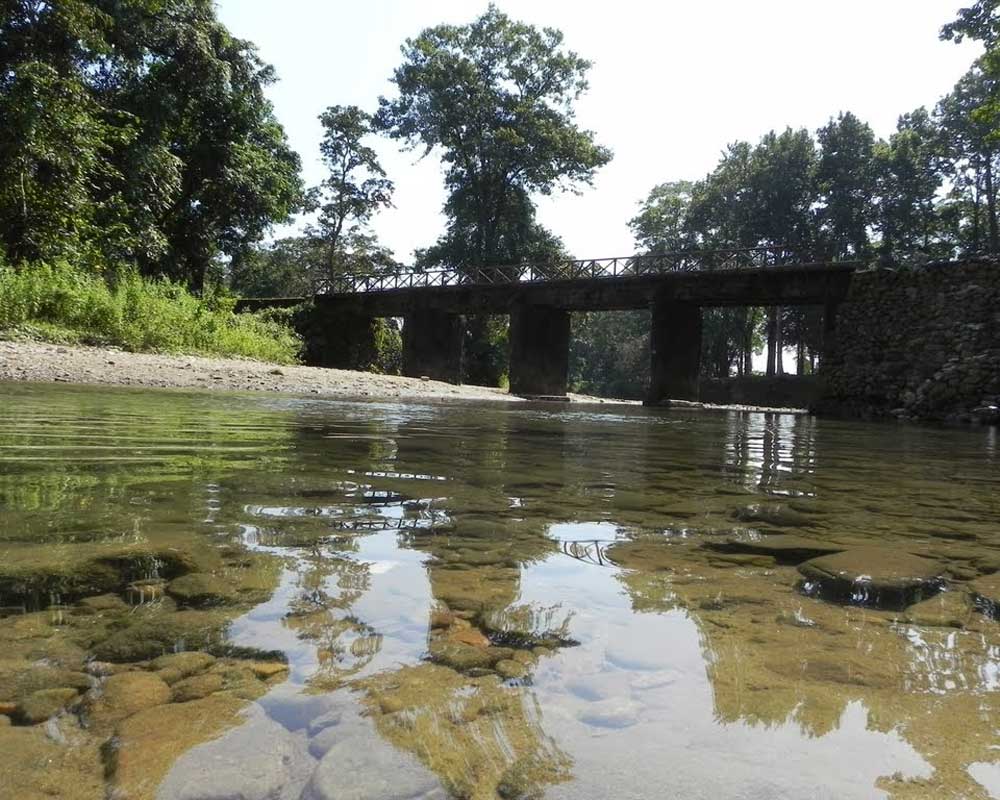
<box><xmin>316</xmin><ymin>262</ymin><xmax>858</xmax><ymax>315</ymax></box>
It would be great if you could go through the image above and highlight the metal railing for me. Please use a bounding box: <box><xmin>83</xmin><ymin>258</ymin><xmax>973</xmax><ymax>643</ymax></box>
<box><xmin>318</xmin><ymin>245</ymin><xmax>834</xmax><ymax>295</ymax></box>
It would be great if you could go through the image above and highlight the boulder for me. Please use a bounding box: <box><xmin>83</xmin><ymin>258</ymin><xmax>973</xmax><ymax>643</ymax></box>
<box><xmin>798</xmin><ymin>548</ymin><xmax>945</xmax><ymax>609</ymax></box>
<box><xmin>150</xmin><ymin>651</ymin><xmax>216</xmax><ymax>677</ymax></box>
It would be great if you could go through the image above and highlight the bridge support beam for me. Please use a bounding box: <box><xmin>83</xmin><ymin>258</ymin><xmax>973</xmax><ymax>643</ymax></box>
<box><xmin>402</xmin><ymin>309</ymin><xmax>464</xmax><ymax>383</ymax></box>
<box><xmin>305</xmin><ymin>308</ymin><xmax>381</xmax><ymax>370</ymax></box>
<box><xmin>509</xmin><ymin>304</ymin><xmax>571</xmax><ymax>397</ymax></box>
<box><xmin>647</xmin><ymin>296</ymin><xmax>702</xmax><ymax>404</ymax></box>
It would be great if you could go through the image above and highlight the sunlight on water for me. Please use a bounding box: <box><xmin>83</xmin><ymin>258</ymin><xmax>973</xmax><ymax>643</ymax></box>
<box><xmin>0</xmin><ymin>383</ymin><xmax>998</xmax><ymax>800</ymax></box>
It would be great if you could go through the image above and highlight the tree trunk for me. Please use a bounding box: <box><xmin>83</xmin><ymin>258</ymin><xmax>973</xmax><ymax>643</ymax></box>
<box><xmin>774</xmin><ymin>307</ymin><xmax>784</xmax><ymax>376</ymax></box>
<box><xmin>986</xmin><ymin>157</ymin><xmax>998</xmax><ymax>253</ymax></box>
<box><xmin>766</xmin><ymin>308</ymin><xmax>777</xmax><ymax>378</ymax></box>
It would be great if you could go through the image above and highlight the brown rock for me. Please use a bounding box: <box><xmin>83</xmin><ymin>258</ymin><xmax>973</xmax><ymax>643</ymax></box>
<box><xmin>171</xmin><ymin>673</ymin><xmax>224</xmax><ymax>703</ymax></box>
<box><xmin>798</xmin><ymin>548</ymin><xmax>945</xmax><ymax>609</ymax></box>
<box><xmin>17</xmin><ymin>688</ymin><xmax>80</xmax><ymax>724</ymax></box>
<box><xmin>89</xmin><ymin>672</ymin><xmax>171</xmax><ymax>726</ymax></box>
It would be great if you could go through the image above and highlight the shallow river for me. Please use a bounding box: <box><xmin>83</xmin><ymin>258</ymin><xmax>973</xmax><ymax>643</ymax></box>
<box><xmin>1</xmin><ymin>383</ymin><xmax>999</xmax><ymax>800</ymax></box>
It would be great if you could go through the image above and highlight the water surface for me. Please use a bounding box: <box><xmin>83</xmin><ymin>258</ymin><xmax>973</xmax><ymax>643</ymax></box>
<box><xmin>0</xmin><ymin>383</ymin><xmax>998</xmax><ymax>800</ymax></box>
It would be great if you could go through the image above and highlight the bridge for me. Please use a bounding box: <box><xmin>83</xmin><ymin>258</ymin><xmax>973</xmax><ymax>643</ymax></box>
<box><xmin>272</xmin><ymin>247</ymin><xmax>860</xmax><ymax>402</ymax></box>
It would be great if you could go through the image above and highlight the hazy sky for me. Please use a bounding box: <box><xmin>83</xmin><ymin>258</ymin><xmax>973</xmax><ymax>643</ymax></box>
<box><xmin>217</xmin><ymin>1</ymin><xmax>980</xmax><ymax>264</ymax></box>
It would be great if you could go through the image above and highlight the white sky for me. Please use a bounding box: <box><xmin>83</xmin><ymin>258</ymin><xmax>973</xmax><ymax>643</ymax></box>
<box><xmin>217</xmin><ymin>0</ymin><xmax>980</xmax><ymax>265</ymax></box>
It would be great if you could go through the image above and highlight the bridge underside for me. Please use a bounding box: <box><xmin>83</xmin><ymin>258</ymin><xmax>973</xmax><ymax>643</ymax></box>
<box><xmin>311</xmin><ymin>264</ymin><xmax>855</xmax><ymax>402</ymax></box>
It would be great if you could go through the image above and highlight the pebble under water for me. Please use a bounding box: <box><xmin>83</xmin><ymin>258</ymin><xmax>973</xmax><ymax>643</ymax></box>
<box><xmin>0</xmin><ymin>382</ymin><xmax>998</xmax><ymax>800</ymax></box>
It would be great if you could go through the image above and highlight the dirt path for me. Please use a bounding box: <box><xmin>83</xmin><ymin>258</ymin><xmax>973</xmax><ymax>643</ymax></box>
<box><xmin>0</xmin><ymin>340</ymin><xmax>623</xmax><ymax>403</ymax></box>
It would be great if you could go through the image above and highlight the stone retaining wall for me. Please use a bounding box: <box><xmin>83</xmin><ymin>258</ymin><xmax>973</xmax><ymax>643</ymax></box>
<box><xmin>817</xmin><ymin>259</ymin><xmax>1000</xmax><ymax>423</ymax></box>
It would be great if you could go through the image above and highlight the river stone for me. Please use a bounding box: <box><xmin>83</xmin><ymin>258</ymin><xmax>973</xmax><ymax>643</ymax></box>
<box><xmin>798</xmin><ymin>548</ymin><xmax>945</xmax><ymax>609</ymax></box>
<box><xmin>76</xmin><ymin>593</ymin><xmax>129</xmax><ymax>614</ymax></box>
<box><xmin>91</xmin><ymin>672</ymin><xmax>171</xmax><ymax>724</ymax></box>
<box><xmin>495</xmin><ymin>659</ymin><xmax>527</xmax><ymax>680</ymax></box>
<box><xmin>302</xmin><ymin>726</ymin><xmax>447</xmax><ymax>800</ymax></box>
<box><xmin>171</xmin><ymin>672</ymin><xmax>224</xmax><ymax>703</ymax></box>
<box><xmin>17</xmin><ymin>687</ymin><xmax>80</xmax><ymax>724</ymax></box>
<box><xmin>0</xmin><ymin>661</ymin><xmax>92</xmax><ymax>703</ymax></box>
<box><xmin>150</xmin><ymin>651</ymin><xmax>216</xmax><ymax>677</ymax></box>
<box><xmin>732</xmin><ymin>504</ymin><xmax>818</xmax><ymax>528</ymax></box>
<box><xmin>427</xmin><ymin>640</ymin><xmax>494</xmax><ymax>672</ymax></box>
<box><xmin>705</xmin><ymin>534</ymin><xmax>844</xmax><ymax>564</ymax></box>
<box><xmin>970</xmin><ymin>573</ymin><xmax>1000</xmax><ymax>618</ymax></box>
<box><xmin>156</xmin><ymin>705</ymin><xmax>313</xmax><ymax>800</ymax></box>
<box><xmin>111</xmin><ymin>692</ymin><xmax>246</xmax><ymax>800</ymax></box>
<box><xmin>167</xmin><ymin>573</ymin><xmax>236</xmax><ymax>607</ymax></box>
<box><xmin>903</xmin><ymin>590</ymin><xmax>975</xmax><ymax>628</ymax></box>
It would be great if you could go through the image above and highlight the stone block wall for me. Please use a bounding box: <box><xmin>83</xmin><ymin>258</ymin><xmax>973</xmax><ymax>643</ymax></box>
<box><xmin>817</xmin><ymin>259</ymin><xmax>1000</xmax><ymax>423</ymax></box>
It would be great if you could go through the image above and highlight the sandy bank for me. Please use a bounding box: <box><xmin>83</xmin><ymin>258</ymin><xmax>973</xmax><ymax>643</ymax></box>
<box><xmin>0</xmin><ymin>340</ymin><xmax>623</xmax><ymax>403</ymax></box>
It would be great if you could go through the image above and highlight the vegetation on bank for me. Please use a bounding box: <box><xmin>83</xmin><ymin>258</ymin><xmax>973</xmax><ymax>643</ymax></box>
<box><xmin>0</xmin><ymin>262</ymin><xmax>300</xmax><ymax>364</ymax></box>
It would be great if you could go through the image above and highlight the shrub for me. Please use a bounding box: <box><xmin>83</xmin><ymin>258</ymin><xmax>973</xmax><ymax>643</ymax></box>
<box><xmin>0</xmin><ymin>262</ymin><xmax>300</xmax><ymax>363</ymax></box>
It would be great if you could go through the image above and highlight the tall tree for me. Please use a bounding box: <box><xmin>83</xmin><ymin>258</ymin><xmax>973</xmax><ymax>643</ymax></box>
<box><xmin>815</xmin><ymin>112</ymin><xmax>877</xmax><ymax>258</ymax></box>
<box><xmin>308</xmin><ymin>105</ymin><xmax>395</xmax><ymax>286</ymax></box>
<box><xmin>375</xmin><ymin>4</ymin><xmax>611</xmax><ymax>384</ymax></box>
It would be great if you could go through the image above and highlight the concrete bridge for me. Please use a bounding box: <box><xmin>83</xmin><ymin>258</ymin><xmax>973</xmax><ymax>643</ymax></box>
<box><xmin>260</xmin><ymin>248</ymin><xmax>860</xmax><ymax>402</ymax></box>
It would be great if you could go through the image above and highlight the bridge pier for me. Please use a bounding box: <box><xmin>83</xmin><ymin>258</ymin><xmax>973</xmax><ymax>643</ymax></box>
<box><xmin>402</xmin><ymin>309</ymin><xmax>464</xmax><ymax>383</ymax></box>
<box><xmin>646</xmin><ymin>296</ymin><xmax>702</xmax><ymax>404</ymax></box>
<box><xmin>307</xmin><ymin>307</ymin><xmax>381</xmax><ymax>369</ymax></box>
<box><xmin>509</xmin><ymin>304</ymin><xmax>571</xmax><ymax>397</ymax></box>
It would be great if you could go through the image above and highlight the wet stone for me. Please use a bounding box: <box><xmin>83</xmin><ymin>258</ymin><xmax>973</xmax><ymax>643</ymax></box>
<box><xmin>495</xmin><ymin>659</ymin><xmax>527</xmax><ymax>680</ymax></box>
<box><xmin>170</xmin><ymin>672</ymin><xmax>224</xmax><ymax>703</ymax></box>
<box><xmin>798</xmin><ymin>548</ymin><xmax>945</xmax><ymax>610</ymax></box>
<box><xmin>89</xmin><ymin>671</ymin><xmax>171</xmax><ymax>724</ymax></box>
<box><xmin>75</xmin><ymin>593</ymin><xmax>129</xmax><ymax>614</ymax></box>
<box><xmin>970</xmin><ymin>572</ymin><xmax>1000</xmax><ymax>619</ymax></box>
<box><xmin>904</xmin><ymin>590</ymin><xmax>975</xmax><ymax>628</ymax></box>
<box><xmin>427</xmin><ymin>640</ymin><xmax>495</xmax><ymax>672</ymax></box>
<box><xmin>150</xmin><ymin>651</ymin><xmax>217</xmax><ymax>677</ymax></box>
<box><xmin>733</xmin><ymin>504</ymin><xmax>819</xmax><ymax>529</ymax></box>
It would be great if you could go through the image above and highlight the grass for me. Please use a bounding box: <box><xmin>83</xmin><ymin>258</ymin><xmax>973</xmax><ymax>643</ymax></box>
<box><xmin>0</xmin><ymin>262</ymin><xmax>301</xmax><ymax>363</ymax></box>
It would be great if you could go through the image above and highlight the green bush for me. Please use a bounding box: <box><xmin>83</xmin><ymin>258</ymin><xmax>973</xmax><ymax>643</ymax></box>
<box><xmin>0</xmin><ymin>262</ymin><xmax>301</xmax><ymax>363</ymax></box>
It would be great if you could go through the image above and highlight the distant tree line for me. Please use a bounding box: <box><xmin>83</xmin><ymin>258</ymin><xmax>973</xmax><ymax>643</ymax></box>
<box><xmin>572</xmin><ymin>0</ymin><xmax>1000</xmax><ymax>392</ymax></box>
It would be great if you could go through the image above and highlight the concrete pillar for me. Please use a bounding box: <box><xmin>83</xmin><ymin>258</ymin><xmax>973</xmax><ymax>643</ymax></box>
<box><xmin>646</xmin><ymin>296</ymin><xmax>702</xmax><ymax>404</ymax></box>
<box><xmin>509</xmin><ymin>304</ymin><xmax>571</xmax><ymax>397</ymax></box>
<box><xmin>402</xmin><ymin>309</ymin><xmax>463</xmax><ymax>383</ymax></box>
<box><xmin>305</xmin><ymin>309</ymin><xmax>381</xmax><ymax>370</ymax></box>
<box><xmin>822</xmin><ymin>301</ymin><xmax>839</xmax><ymax>365</ymax></box>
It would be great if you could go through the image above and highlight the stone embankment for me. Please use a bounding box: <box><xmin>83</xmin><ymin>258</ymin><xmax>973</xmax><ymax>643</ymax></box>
<box><xmin>819</xmin><ymin>259</ymin><xmax>1000</xmax><ymax>423</ymax></box>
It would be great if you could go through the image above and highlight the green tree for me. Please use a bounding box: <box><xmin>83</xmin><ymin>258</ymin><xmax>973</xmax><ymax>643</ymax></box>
<box><xmin>375</xmin><ymin>5</ymin><xmax>611</xmax><ymax>385</ymax></box>
<box><xmin>629</xmin><ymin>181</ymin><xmax>695</xmax><ymax>253</ymax></box>
<box><xmin>874</xmin><ymin>108</ymin><xmax>947</xmax><ymax>257</ymax></box>
<box><xmin>815</xmin><ymin>112</ymin><xmax>877</xmax><ymax>258</ymax></box>
<box><xmin>309</xmin><ymin>105</ymin><xmax>395</xmax><ymax>286</ymax></box>
<box><xmin>0</xmin><ymin>0</ymin><xmax>304</xmax><ymax>289</ymax></box>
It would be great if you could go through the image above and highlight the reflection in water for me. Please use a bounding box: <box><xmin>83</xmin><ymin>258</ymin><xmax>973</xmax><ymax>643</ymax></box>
<box><xmin>0</xmin><ymin>384</ymin><xmax>998</xmax><ymax>799</ymax></box>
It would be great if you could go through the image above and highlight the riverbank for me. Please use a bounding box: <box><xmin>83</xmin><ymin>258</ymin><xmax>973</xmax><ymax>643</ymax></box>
<box><xmin>0</xmin><ymin>340</ymin><xmax>633</xmax><ymax>404</ymax></box>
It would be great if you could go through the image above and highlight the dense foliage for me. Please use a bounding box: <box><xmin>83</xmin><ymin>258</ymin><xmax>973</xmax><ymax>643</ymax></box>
<box><xmin>0</xmin><ymin>0</ymin><xmax>303</xmax><ymax>287</ymax></box>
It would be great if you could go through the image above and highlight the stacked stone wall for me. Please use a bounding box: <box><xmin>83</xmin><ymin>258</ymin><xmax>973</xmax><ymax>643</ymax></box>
<box><xmin>818</xmin><ymin>260</ymin><xmax>1000</xmax><ymax>423</ymax></box>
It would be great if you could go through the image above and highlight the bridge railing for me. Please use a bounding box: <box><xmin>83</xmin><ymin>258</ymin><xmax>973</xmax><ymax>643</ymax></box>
<box><xmin>318</xmin><ymin>245</ymin><xmax>824</xmax><ymax>295</ymax></box>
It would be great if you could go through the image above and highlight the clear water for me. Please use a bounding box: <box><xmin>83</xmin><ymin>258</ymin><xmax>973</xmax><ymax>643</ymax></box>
<box><xmin>0</xmin><ymin>383</ymin><xmax>998</xmax><ymax>800</ymax></box>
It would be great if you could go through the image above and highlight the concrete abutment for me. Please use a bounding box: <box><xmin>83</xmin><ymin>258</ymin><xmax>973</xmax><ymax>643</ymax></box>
<box><xmin>402</xmin><ymin>309</ymin><xmax>464</xmax><ymax>384</ymax></box>
<box><xmin>646</xmin><ymin>296</ymin><xmax>703</xmax><ymax>404</ymax></box>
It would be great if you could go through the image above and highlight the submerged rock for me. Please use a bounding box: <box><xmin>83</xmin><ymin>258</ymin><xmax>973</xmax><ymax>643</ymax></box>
<box><xmin>798</xmin><ymin>548</ymin><xmax>945</xmax><ymax>609</ymax></box>
<box><xmin>17</xmin><ymin>687</ymin><xmax>81</xmax><ymax>724</ymax></box>
<box><xmin>87</xmin><ymin>671</ymin><xmax>171</xmax><ymax>726</ymax></box>
<box><xmin>970</xmin><ymin>573</ymin><xmax>1000</xmax><ymax>619</ymax></box>
<box><xmin>167</xmin><ymin>573</ymin><xmax>237</xmax><ymax>607</ymax></box>
<box><xmin>732</xmin><ymin>504</ymin><xmax>819</xmax><ymax>529</ymax></box>
<box><xmin>170</xmin><ymin>672</ymin><xmax>224</xmax><ymax>703</ymax></box>
<box><xmin>705</xmin><ymin>534</ymin><xmax>844</xmax><ymax>565</ymax></box>
<box><xmin>903</xmin><ymin>590</ymin><xmax>976</xmax><ymax>629</ymax></box>
<box><xmin>303</xmin><ymin>726</ymin><xmax>448</xmax><ymax>800</ymax></box>
<box><xmin>0</xmin><ymin>660</ymin><xmax>91</xmax><ymax>703</ymax></box>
